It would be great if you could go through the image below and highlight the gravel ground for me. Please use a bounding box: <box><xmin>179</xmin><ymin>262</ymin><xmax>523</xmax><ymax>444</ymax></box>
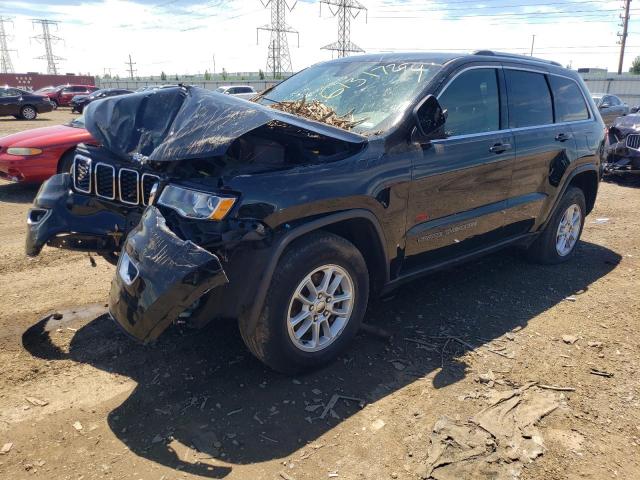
<box><xmin>0</xmin><ymin>113</ymin><xmax>638</xmax><ymax>480</ymax></box>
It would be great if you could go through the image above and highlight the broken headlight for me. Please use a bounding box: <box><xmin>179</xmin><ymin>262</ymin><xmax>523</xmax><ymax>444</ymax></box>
<box><xmin>158</xmin><ymin>185</ymin><xmax>236</xmax><ymax>221</ymax></box>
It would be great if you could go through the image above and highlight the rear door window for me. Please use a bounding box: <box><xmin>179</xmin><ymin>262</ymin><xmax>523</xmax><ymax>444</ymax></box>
<box><xmin>437</xmin><ymin>68</ymin><xmax>500</xmax><ymax>137</ymax></box>
<box><xmin>548</xmin><ymin>76</ymin><xmax>590</xmax><ymax>122</ymax></box>
<box><xmin>505</xmin><ymin>69</ymin><xmax>553</xmax><ymax>128</ymax></box>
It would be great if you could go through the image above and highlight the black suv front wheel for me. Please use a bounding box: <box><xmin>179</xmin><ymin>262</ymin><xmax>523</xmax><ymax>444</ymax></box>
<box><xmin>527</xmin><ymin>186</ymin><xmax>586</xmax><ymax>264</ymax></box>
<box><xmin>240</xmin><ymin>232</ymin><xmax>369</xmax><ymax>374</ymax></box>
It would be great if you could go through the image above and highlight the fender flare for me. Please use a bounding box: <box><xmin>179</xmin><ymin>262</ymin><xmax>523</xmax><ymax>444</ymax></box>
<box><xmin>541</xmin><ymin>163</ymin><xmax>600</xmax><ymax>231</ymax></box>
<box><xmin>241</xmin><ymin>209</ymin><xmax>389</xmax><ymax>334</ymax></box>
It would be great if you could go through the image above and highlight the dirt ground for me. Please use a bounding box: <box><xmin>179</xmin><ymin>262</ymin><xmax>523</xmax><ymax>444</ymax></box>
<box><xmin>0</xmin><ymin>111</ymin><xmax>639</xmax><ymax>480</ymax></box>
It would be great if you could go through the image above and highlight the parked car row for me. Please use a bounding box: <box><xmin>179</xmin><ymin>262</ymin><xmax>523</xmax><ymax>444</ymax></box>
<box><xmin>70</xmin><ymin>88</ymin><xmax>134</xmax><ymax>113</ymax></box>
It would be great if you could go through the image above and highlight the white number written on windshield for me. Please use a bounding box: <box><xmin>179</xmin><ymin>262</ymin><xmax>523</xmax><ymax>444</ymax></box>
<box><xmin>320</xmin><ymin>63</ymin><xmax>433</xmax><ymax>100</ymax></box>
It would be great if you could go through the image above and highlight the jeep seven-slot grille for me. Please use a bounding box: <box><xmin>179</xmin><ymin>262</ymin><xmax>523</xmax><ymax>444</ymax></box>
<box><xmin>72</xmin><ymin>155</ymin><xmax>158</xmax><ymax>206</ymax></box>
<box><xmin>73</xmin><ymin>155</ymin><xmax>92</xmax><ymax>193</ymax></box>
<box><xmin>626</xmin><ymin>134</ymin><xmax>640</xmax><ymax>150</ymax></box>
<box><xmin>119</xmin><ymin>169</ymin><xmax>139</xmax><ymax>204</ymax></box>
<box><xmin>95</xmin><ymin>163</ymin><xmax>115</xmax><ymax>199</ymax></box>
<box><xmin>141</xmin><ymin>174</ymin><xmax>160</xmax><ymax>206</ymax></box>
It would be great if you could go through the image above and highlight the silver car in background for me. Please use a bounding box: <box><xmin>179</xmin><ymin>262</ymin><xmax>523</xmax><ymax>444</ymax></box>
<box><xmin>215</xmin><ymin>85</ymin><xmax>257</xmax><ymax>100</ymax></box>
<box><xmin>592</xmin><ymin>93</ymin><xmax>629</xmax><ymax>125</ymax></box>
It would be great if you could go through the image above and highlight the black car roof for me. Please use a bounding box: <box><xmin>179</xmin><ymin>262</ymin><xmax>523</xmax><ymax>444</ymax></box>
<box><xmin>324</xmin><ymin>50</ymin><xmax>564</xmax><ymax>69</ymax></box>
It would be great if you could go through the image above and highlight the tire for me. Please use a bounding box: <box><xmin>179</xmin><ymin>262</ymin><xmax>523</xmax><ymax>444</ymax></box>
<box><xmin>240</xmin><ymin>231</ymin><xmax>369</xmax><ymax>374</ymax></box>
<box><xmin>526</xmin><ymin>187</ymin><xmax>586</xmax><ymax>264</ymax></box>
<box><xmin>57</xmin><ymin>150</ymin><xmax>76</xmax><ymax>174</ymax></box>
<box><xmin>20</xmin><ymin>105</ymin><xmax>37</xmax><ymax>120</ymax></box>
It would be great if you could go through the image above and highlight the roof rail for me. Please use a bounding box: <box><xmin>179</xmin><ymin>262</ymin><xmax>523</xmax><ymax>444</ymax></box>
<box><xmin>472</xmin><ymin>50</ymin><xmax>562</xmax><ymax>67</ymax></box>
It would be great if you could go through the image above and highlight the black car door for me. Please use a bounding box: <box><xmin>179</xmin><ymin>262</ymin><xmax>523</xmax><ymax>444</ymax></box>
<box><xmin>0</xmin><ymin>88</ymin><xmax>21</xmax><ymax>116</ymax></box>
<box><xmin>403</xmin><ymin>65</ymin><xmax>515</xmax><ymax>271</ymax></box>
<box><xmin>503</xmin><ymin>68</ymin><xmax>579</xmax><ymax>235</ymax></box>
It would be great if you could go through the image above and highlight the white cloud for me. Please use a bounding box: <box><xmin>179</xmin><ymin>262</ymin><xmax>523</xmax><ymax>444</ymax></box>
<box><xmin>1</xmin><ymin>0</ymin><xmax>633</xmax><ymax>76</ymax></box>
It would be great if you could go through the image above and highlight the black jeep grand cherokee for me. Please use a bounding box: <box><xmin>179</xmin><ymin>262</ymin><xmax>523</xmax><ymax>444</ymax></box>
<box><xmin>26</xmin><ymin>51</ymin><xmax>604</xmax><ymax>373</ymax></box>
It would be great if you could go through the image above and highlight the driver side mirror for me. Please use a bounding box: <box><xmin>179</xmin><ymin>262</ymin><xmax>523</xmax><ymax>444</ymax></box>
<box><xmin>413</xmin><ymin>95</ymin><xmax>447</xmax><ymax>142</ymax></box>
<box><xmin>599</xmin><ymin>103</ymin><xmax>610</xmax><ymax>109</ymax></box>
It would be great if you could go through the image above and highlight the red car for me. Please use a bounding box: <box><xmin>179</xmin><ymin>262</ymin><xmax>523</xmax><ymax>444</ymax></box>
<box><xmin>45</xmin><ymin>85</ymin><xmax>99</xmax><ymax>108</ymax></box>
<box><xmin>0</xmin><ymin>117</ymin><xmax>93</xmax><ymax>183</ymax></box>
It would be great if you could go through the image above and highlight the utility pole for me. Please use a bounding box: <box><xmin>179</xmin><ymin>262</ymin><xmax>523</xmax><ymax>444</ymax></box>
<box><xmin>0</xmin><ymin>16</ymin><xmax>15</xmax><ymax>73</ymax></box>
<box><xmin>530</xmin><ymin>34</ymin><xmax>536</xmax><ymax>57</ymax></box>
<box><xmin>618</xmin><ymin>0</ymin><xmax>632</xmax><ymax>74</ymax></box>
<box><xmin>32</xmin><ymin>19</ymin><xmax>64</xmax><ymax>75</ymax></box>
<box><xmin>320</xmin><ymin>0</ymin><xmax>367</xmax><ymax>58</ymax></box>
<box><xmin>257</xmin><ymin>0</ymin><xmax>299</xmax><ymax>79</ymax></box>
<box><xmin>125</xmin><ymin>54</ymin><xmax>136</xmax><ymax>79</ymax></box>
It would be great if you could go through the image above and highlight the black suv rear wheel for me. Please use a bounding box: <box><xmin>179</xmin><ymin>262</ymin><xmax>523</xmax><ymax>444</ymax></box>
<box><xmin>527</xmin><ymin>187</ymin><xmax>586</xmax><ymax>264</ymax></box>
<box><xmin>240</xmin><ymin>232</ymin><xmax>369</xmax><ymax>374</ymax></box>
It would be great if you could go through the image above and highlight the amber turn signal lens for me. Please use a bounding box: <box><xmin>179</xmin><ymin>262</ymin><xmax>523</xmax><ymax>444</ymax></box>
<box><xmin>210</xmin><ymin>197</ymin><xmax>236</xmax><ymax>220</ymax></box>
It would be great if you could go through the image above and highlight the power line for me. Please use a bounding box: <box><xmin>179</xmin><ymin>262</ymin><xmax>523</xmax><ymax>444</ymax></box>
<box><xmin>125</xmin><ymin>53</ymin><xmax>137</xmax><ymax>79</ymax></box>
<box><xmin>320</xmin><ymin>0</ymin><xmax>367</xmax><ymax>58</ymax></box>
<box><xmin>618</xmin><ymin>0</ymin><xmax>632</xmax><ymax>74</ymax></box>
<box><xmin>371</xmin><ymin>9</ymin><xmax>640</xmax><ymax>20</ymax></box>
<box><xmin>257</xmin><ymin>0</ymin><xmax>299</xmax><ymax>78</ymax></box>
<box><xmin>32</xmin><ymin>19</ymin><xmax>64</xmax><ymax>75</ymax></box>
<box><xmin>0</xmin><ymin>16</ymin><xmax>15</xmax><ymax>74</ymax></box>
<box><xmin>375</xmin><ymin>0</ymin><xmax>618</xmax><ymax>13</ymax></box>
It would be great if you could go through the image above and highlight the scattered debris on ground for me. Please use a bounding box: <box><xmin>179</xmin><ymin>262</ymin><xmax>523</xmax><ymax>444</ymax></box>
<box><xmin>424</xmin><ymin>383</ymin><xmax>560</xmax><ymax>480</ymax></box>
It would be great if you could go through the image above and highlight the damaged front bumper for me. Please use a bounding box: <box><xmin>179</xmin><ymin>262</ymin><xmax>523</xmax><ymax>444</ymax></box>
<box><xmin>604</xmin><ymin>127</ymin><xmax>640</xmax><ymax>173</ymax></box>
<box><xmin>26</xmin><ymin>174</ymin><xmax>132</xmax><ymax>257</ymax></box>
<box><xmin>108</xmin><ymin>206</ymin><xmax>229</xmax><ymax>343</ymax></box>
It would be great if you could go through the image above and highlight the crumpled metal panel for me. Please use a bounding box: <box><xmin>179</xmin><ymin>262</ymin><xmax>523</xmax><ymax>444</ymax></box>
<box><xmin>84</xmin><ymin>86</ymin><xmax>367</xmax><ymax>162</ymax></box>
<box><xmin>109</xmin><ymin>206</ymin><xmax>228</xmax><ymax>343</ymax></box>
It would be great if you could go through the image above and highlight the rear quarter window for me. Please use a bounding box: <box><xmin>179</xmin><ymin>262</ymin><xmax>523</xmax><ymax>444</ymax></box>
<box><xmin>505</xmin><ymin>69</ymin><xmax>553</xmax><ymax>128</ymax></box>
<box><xmin>549</xmin><ymin>76</ymin><xmax>590</xmax><ymax>122</ymax></box>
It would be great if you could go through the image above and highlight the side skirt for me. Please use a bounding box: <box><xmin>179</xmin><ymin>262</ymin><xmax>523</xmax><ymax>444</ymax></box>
<box><xmin>381</xmin><ymin>232</ymin><xmax>537</xmax><ymax>296</ymax></box>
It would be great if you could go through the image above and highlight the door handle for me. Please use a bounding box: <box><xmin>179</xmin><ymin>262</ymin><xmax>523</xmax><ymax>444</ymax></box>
<box><xmin>489</xmin><ymin>143</ymin><xmax>511</xmax><ymax>154</ymax></box>
<box><xmin>555</xmin><ymin>133</ymin><xmax>572</xmax><ymax>142</ymax></box>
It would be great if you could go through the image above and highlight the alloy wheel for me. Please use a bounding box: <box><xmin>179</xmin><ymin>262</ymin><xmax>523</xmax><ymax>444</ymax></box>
<box><xmin>22</xmin><ymin>107</ymin><xmax>36</xmax><ymax>120</ymax></box>
<box><xmin>286</xmin><ymin>264</ymin><xmax>355</xmax><ymax>353</ymax></box>
<box><xmin>555</xmin><ymin>203</ymin><xmax>582</xmax><ymax>256</ymax></box>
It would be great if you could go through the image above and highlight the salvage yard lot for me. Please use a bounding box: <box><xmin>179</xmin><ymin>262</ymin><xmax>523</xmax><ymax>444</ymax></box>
<box><xmin>0</xmin><ymin>113</ymin><xmax>639</xmax><ymax>479</ymax></box>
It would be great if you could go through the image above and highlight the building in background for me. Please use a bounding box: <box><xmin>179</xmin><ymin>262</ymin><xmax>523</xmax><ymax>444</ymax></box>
<box><xmin>0</xmin><ymin>73</ymin><xmax>95</xmax><ymax>91</ymax></box>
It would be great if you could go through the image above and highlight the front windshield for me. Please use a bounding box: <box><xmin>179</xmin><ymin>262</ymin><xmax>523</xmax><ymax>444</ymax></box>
<box><xmin>67</xmin><ymin>116</ymin><xmax>85</xmax><ymax>128</ymax></box>
<box><xmin>258</xmin><ymin>60</ymin><xmax>442</xmax><ymax>133</ymax></box>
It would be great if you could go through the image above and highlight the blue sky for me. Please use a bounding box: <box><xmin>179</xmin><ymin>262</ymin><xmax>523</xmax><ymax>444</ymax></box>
<box><xmin>0</xmin><ymin>0</ymin><xmax>633</xmax><ymax>76</ymax></box>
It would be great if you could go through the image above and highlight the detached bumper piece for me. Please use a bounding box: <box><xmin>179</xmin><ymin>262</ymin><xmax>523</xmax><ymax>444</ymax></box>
<box><xmin>109</xmin><ymin>206</ymin><xmax>228</xmax><ymax>343</ymax></box>
<box><xmin>25</xmin><ymin>174</ymin><xmax>128</xmax><ymax>257</ymax></box>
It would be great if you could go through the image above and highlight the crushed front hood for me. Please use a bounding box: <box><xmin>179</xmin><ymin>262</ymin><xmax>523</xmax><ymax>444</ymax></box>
<box><xmin>84</xmin><ymin>86</ymin><xmax>367</xmax><ymax>162</ymax></box>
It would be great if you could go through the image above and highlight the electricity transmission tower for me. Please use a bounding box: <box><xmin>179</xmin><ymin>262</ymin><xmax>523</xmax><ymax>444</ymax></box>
<box><xmin>32</xmin><ymin>19</ymin><xmax>64</xmax><ymax>75</ymax></box>
<box><xmin>257</xmin><ymin>0</ymin><xmax>299</xmax><ymax>78</ymax></box>
<box><xmin>617</xmin><ymin>0</ymin><xmax>632</xmax><ymax>74</ymax></box>
<box><xmin>320</xmin><ymin>0</ymin><xmax>367</xmax><ymax>58</ymax></box>
<box><xmin>0</xmin><ymin>16</ymin><xmax>15</xmax><ymax>73</ymax></box>
<box><xmin>125</xmin><ymin>54</ymin><xmax>137</xmax><ymax>79</ymax></box>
